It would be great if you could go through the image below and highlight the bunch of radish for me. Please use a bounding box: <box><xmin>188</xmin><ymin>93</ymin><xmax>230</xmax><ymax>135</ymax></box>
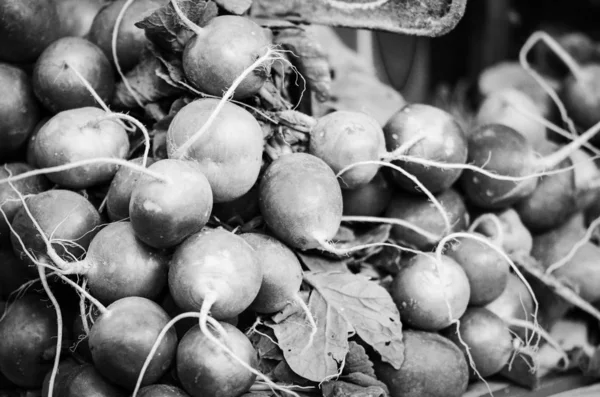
<box><xmin>2</xmin><ymin>1</ymin><xmax>600</xmax><ymax>397</ymax></box>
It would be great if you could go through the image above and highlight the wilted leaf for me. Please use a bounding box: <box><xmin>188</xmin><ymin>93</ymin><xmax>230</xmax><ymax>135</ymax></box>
<box><xmin>215</xmin><ymin>0</ymin><xmax>252</xmax><ymax>14</ymax></box>
<box><xmin>273</xmin><ymin>27</ymin><xmax>331</xmax><ymax>102</ymax></box>
<box><xmin>268</xmin><ymin>291</ymin><xmax>351</xmax><ymax>382</ymax></box>
<box><xmin>344</xmin><ymin>342</ymin><xmax>376</xmax><ymax>377</ymax></box>
<box><xmin>296</xmin><ymin>252</ymin><xmax>350</xmax><ymax>274</ymax></box>
<box><xmin>304</xmin><ymin>272</ymin><xmax>404</xmax><ymax>369</ymax></box>
<box><xmin>136</xmin><ymin>0</ymin><xmax>218</xmax><ymax>53</ymax></box>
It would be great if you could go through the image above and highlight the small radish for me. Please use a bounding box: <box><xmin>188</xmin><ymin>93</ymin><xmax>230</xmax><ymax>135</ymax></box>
<box><xmin>0</xmin><ymin>0</ymin><xmax>63</xmax><ymax>63</ymax></box>
<box><xmin>259</xmin><ymin>153</ymin><xmax>343</xmax><ymax>250</ymax></box>
<box><xmin>10</xmin><ymin>190</ymin><xmax>102</xmax><ymax>275</ymax></box>
<box><xmin>106</xmin><ymin>156</ymin><xmax>157</xmax><ymax>222</ymax></box>
<box><xmin>0</xmin><ymin>294</ymin><xmax>70</xmax><ymax>388</ymax></box>
<box><xmin>390</xmin><ymin>254</ymin><xmax>471</xmax><ymax>331</ymax></box>
<box><xmin>25</xmin><ymin>117</ymin><xmax>50</xmax><ymax>168</ymax></box>
<box><xmin>139</xmin><ymin>384</ymin><xmax>189</xmax><ymax>397</ymax></box>
<box><xmin>475</xmin><ymin>88</ymin><xmax>548</xmax><ymax>150</ymax></box>
<box><xmin>0</xmin><ymin>63</ymin><xmax>41</xmax><ymax>161</ymax></box>
<box><xmin>442</xmin><ymin>307</ymin><xmax>513</xmax><ymax>379</ymax></box>
<box><xmin>177</xmin><ymin>322</ymin><xmax>258</xmax><ymax>397</ymax></box>
<box><xmin>167</xmin><ymin>98</ymin><xmax>264</xmax><ymax>203</ymax></box>
<box><xmin>41</xmin><ymin>358</ymin><xmax>80</xmax><ymax>397</ymax></box>
<box><xmin>383</xmin><ymin>104</ymin><xmax>468</xmax><ymax>193</ymax></box>
<box><xmin>342</xmin><ymin>171</ymin><xmax>392</xmax><ymax>217</ymax></box>
<box><xmin>56</xmin><ymin>0</ymin><xmax>106</xmax><ymax>38</ymax></box>
<box><xmin>240</xmin><ymin>233</ymin><xmax>304</xmax><ymax>314</ymax></box>
<box><xmin>51</xmin><ymin>363</ymin><xmax>128</xmax><ymax>397</ymax></box>
<box><xmin>89</xmin><ymin>296</ymin><xmax>177</xmax><ymax>390</ymax></box>
<box><xmin>384</xmin><ymin>188</ymin><xmax>468</xmax><ymax>250</ymax></box>
<box><xmin>89</xmin><ymin>0</ymin><xmax>165</xmax><ymax>72</ymax></box>
<box><xmin>32</xmin><ymin>107</ymin><xmax>129</xmax><ymax>189</ymax></box>
<box><xmin>172</xmin><ymin>1</ymin><xmax>272</xmax><ymax>98</ymax></box>
<box><xmin>445</xmin><ymin>233</ymin><xmax>509</xmax><ymax>306</ymax></box>
<box><xmin>309</xmin><ymin>110</ymin><xmax>384</xmax><ymax>189</ymax></box>
<box><xmin>168</xmin><ymin>228</ymin><xmax>262</xmax><ymax>319</ymax></box>
<box><xmin>0</xmin><ymin>163</ymin><xmax>50</xmax><ymax>242</ymax></box>
<box><xmin>33</xmin><ymin>37</ymin><xmax>115</xmax><ymax>113</ymax></box>
<box><xmin>129</xmin><ymin>159</ymin><xmax>213</xmax><ymax>249</ymax></box>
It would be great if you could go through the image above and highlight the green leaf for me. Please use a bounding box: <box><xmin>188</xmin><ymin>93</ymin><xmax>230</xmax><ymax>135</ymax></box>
<box><xmin>304</xmin><ymin>272</ymin><xmax>404</xmax><ymax>370</ymax></box>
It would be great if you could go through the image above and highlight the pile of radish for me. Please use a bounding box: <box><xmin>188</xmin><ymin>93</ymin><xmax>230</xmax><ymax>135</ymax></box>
<box><xmin>3</xmin><ymin>1</ymin><xmax>600</xmax><ymax>397</ymax></box>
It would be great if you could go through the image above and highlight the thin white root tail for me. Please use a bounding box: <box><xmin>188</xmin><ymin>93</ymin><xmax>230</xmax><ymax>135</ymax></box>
<box><xmin>295</xmin><ymin>295</ymin><xmax>317</xmax><ymax>355</ymax></box>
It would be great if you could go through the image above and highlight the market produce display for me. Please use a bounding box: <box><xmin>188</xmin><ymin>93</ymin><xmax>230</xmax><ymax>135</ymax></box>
<box><xmin>2</xmin><ymin>1</ymin><xmax>600</xmax><ymax>397</ymax></box>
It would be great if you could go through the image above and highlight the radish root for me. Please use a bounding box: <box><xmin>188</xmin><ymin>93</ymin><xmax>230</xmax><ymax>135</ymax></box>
<box><xmin>341</xmin><ymin>215</ymin><xmax>441</xmax><ymax>243</ymax></box>
<box><xmin>507</xmin><ymin>318</ymin><xmax>569</xmax><ymax>368</ymax></box>
<box><xmin>294</xmin><ymin>295</ymin><xmax>318</xmax><ymax>354</ymax></box>
<box><xmin>468</xmin><ymin>213</ymin><xmax>505</xmax><ymax>248</ymax></box>
<box><xmin>546</xmin><ymin>216</ymin><xmax>600</xmax><ymax>275</ymax></box>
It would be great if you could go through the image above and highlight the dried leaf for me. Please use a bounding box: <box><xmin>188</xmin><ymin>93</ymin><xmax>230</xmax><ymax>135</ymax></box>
<box><xmin>321</xmin><ymin>381</ymin><xmax>387</xmax><ymax>397</ymax></box>
<box><xmin>136</xmin><ymin>0</ymin><xmax>218</xmax><ymax>53</ymax></box>
<box><xmin>273</xmin><ymin>27</ymin><xmax>331</xmax><ymax>102</ymax></box>
<box><xmin>215</xmin><ymin>0</ymin><xmax>252</xmax><ymax>14</ymax></box>
<box><xmin>296</xmin><ymin>252</ymin><xmax>350</xmax><ymax>274</ymax></box>
<box><xmin>344</xmin><ymin>342</ymin><xmax>376</xmax><ymax>377</ymax></box>
<box><xmin>268</xmin><ymin>291</ymin><xmax>351</xmax><ymax>382</ymax></box>
<box><xmin>304</xmin><ymin>272</ymin><xmax>404</xmax><ymax>369</ymax></box>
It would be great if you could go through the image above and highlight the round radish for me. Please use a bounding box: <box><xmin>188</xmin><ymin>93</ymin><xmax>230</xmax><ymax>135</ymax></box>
<box><xmin>240</xmin><ymin>232</ymin><xmax>303</xmax><ymax>314</ymax></box>
<box><xmin>445</xmin><ymin>233</ymin><xmax>509</xmax><ymax>306</ymax></box>
<box><xmin>139</xmin><ymin>384</ymin><xmax>189</xmax><ymax>397</ymax></box>
<box><xmin>89</xmin><ymin>0</ymin><xmax>164</xmax><ymax>71</ymax></box>
<box><xmin>384</xmin><ymin>104</ymin><xmax>468</xmax><ymax>193</ymax></box>
<box><xmin>0</xmin><ymin>0</ymin><xmax>63</xmax><ymax>63</ymax></box>
<box><xmin>33</xmin><ymin>37</ymin><xmax>114</xmax><ymax>113</ymax></box>
<box><xmin>32</xmin><ymin>107</ymin><xmax>129</xmax><ymax>189</ymax></box>
<box><xmin>71</xmin><ymin>221</ymin><xmax>169</xmax><ymax>304</ymax></box>
<box><xmin>182</xmin><ymin>15</ymin><xmax>271</xmax><ymax>98</ymax></box>
<box><xmin>309</xmin><ymin>110</ymin><xmax>384</xmax><ymax>189</ymax></box>
<box><xmin>259</xmin><ymin>153</ymin><xmax>343</xmax><ymax>250</ymax></box>
<box><xmin>89</xmin><ymin>296</ymin><xmax>177</xmax><ymax>390</ymax></box>
<box><xmin>0</xmin><ymin>162</ymin><xmax>50</xmax><ymax>242</ymax></box>
<box><xmin>25</xmin><ymin>116</ymin><xmax>50</xmax><ymax>168</ymax></box>
<box><xmin>384</xmin><ymin>188</ymin><xmax>468</xmax><ymax>250</ymax></box>
<box><xmin>0</xmin><ymin>63</ymin><xmax>41</xmax><ymax>161</ymax></box>
<box><xmin>475</xmin><ymin>88</ymin><xmax>548</xmax><ymax>150</ymax></box>
<box><xmin>168</xmin><ymin>228</ymin><xmax>262</xmax><ymax>319</ymax></box>
<box><xmin>442</xmin><ymin>307</ymin><xmax>513</xmax><ymax>378</ymax></box>
<box><xmin>10</xmin><ymin>190</ymin><xmax>101</xmax><ymax>275</ymax></box>
<box><xmin>129</xmin><ymin>159</ymin><xmax>213</xmax><ymax>249</ymax></box>
<box><xmin>177</xmin><ymin>322</ymin><xmax>258</xmax><ymax>397</ymax></box>
<box><xmin>41</xmin><ymin>358</ymin><xmax>80</xmax><ymax>397</ymax></box>
<box><xmin>0</xmin><ymin>249</ymin><xmax>30</xmax><ymax>298</ymax></box>
<box><xmin>52</xmin><ymin>363</ymin><xmax>127</xmax><ymax>397</ymax></box>
<box><xmin>342</xmin><ymin>171</ymin><xmax>392</xmax><ymax>217</ymax></box>
<box><xmin>167</xmin><ymin>98</ymin><xmax>264</xmax><ymax>203</ymax></box>
<box><xmin>0</xmin><ymin>294</ymin><xmax>70</xmax><ymax>388</ymax></box>
<box><xmin>391</xmin><ymin>254</ymin><xmax>471</xmax><ymax>331</ymax></box>
<box><xmin>375</xmin><ymin>330</ymin><xmax>469</xmax><ymax>397</ymax></box>
<box><xmin>106</xmin><ymin>156</ymin><xmax>157</xmax><ymax>222</ymax></box>
<box><xmin>56</xmin><ymin>0</ymin><xmax>106</xmax><ymax>38</ymax></box>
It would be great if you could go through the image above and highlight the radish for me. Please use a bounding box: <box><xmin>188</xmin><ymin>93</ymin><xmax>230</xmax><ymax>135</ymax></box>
<box><xmin>177</xmin><ymin>322</ymin><xmax>258</xmax><ymax>397</ymax></box>
<box><xmin>384</xmin><ymin>188</ymin><xmax>468</xmax><ymax>250</ymax></box>
<box><xmin>32</xmin><ymin>107</ymin><xmax>129</xmax><ymax>189</ymax></box>
<box><xmin>390</xmin><ymin>254</ymin><xmax>471</xmax><ymax>331</ymax></box>
<box><xmin>0</xmin><ymin>0</ymin><xmax>63</xmax><ymax>63</ymax></box>
<box><xmin>0</xmin><ymin>249</ymin><xmax>30</xmax><ymax>298</ymax></box>
<box><xmin>129</xmin><ymin>159</ymin><xmax>213</xmax><ymax>249</ymax></box>
<box><xmin>375</xmin><ymin>330</ymin><xmax>469</xmax><ymax>397</ymax></box>
<box><xmin>445</xmin><ymin>232</ymin><xmax>509</xmax><ymax>306</ymax></box>
<box><xmin>167</xmin><ymin>98</ymin><xmax>264</xmax><ymax>203</ymax></box>
<box><xmin>41</xmin><ymin>358</ymin><xmax>80</xmax><ymax>397</ymax></box>
<box><xmin>475</xmin><ymin>88</ymin><xmax>548</xmax><ymax>150</ymax></box>
<box><xmin>57</xmin><ymin>221</ymin><xmax>169</xmax><ymax>304</ymax></box>
<box><xmin>383</xmin><ymin>104</ymin><xmax>468</xmax><ymax>193</ymax></box>
<box><xmin>259</xmin><ymin>153</ymin><xmax>343</xmax><ymax>250</ymax></box>
<box><xmin>0</xmin><ymin>63</ymin><xmax>41</xmax><ymax>161</ymax></box>
<box><xmin>0</xmin><ymin>294</ymin><xmax>70</xmax><ymax>388</ymax></box>
<box><xmin>168</xmin><ymin>228</ymin><xmax>262</xmax><ymax>318</ymax></box>
<box><xmin>33</xmin><ymin>37</ymin><xmax>115</xmax><ymax>113</ymax></box>
<box><xmin>342</xmin><ymin>171</ymin><xmax>391</xmax><ymax>217</ymax></box>
<box><xmin>139</xmin><ymin>384</ymin><xmax>189</xmax><ymax>397</ymax></box>
<box><xmin>442</xmin><ymin>307</ymin><xmax>513</xmax><ymax>378</ymax></box>
<box><xmin>89</xmin><ymin>0</ymin><xmax>164</xmax><ymax>72</ymax></box>
<box><xmin>56</xmin><ymin>0</ymin><xmax>106</xmax><ymax>38</ymax></box>
<box><xmin>0</xmin><ymin>163</ymin><xmax>49</xmax><ymax>242</ymax></box>
<box><xmin>10</xmin><ymin>189</ymin><xmax>102</xmax><ymax>275</ymax></box>
<box><xmin>25</xmin><ymin>117</ymin><xmax>50</xmax><ymax>168</ymax></box>
<box><xmin>106</xmin><ymin>156</ymin><xmax>157</xmax><ymax>222</ymax></box>
<box><xmin>89</xmin><ymin>296</ymin><xmax>177</xmax><ymax>389</ymax></box>
<box><xmin>172</xmin><ymin>0</ymin><xmax>272</xmax><ymax>99</ymax></box>
<box><xmin>309</xmin><ymin>110</ymin><xmax>384</xmax><ymax>189</ymax></box>
<box><xmin>49</xmin><ymin>363</ymin><xmax>127</xmax><ymax>397</ymax></box>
